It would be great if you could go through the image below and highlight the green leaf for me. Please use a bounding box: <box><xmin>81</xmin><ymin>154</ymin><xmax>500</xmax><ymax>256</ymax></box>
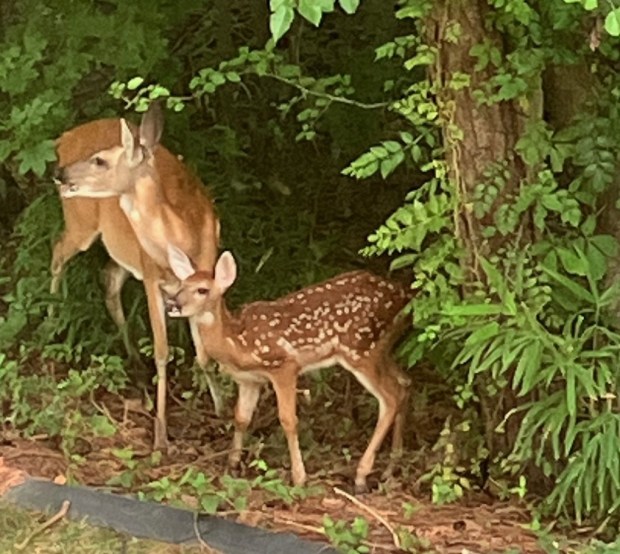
<box><xmin>16</xmin><ymin>139</ymin><xmax>57</xmax><ymax>176</ymax></box>
<box><xmin>298</xmin><ymin>0</ymin><xmax>323</xmax><ymax>26</ymax></box>
<box><xmin>148</xmin><ymin>85</ymin><xmax>170</xmax><ymax>99</ymax></box>
<box><xmin>442</xmin><ymin>304</ymin><xmax>504</xmax><ymax>317</ymax></box>
<box><xmin>465</xmin><ymin>322</ymin><xmax>500</xmax><ymax>346</ymax></box>
<box><xmin>390</xmin><ymin>253</ymin><xmax>416</xmax><ymax>270</ymax></box>
<box><xmin>383</xmin><ymin>140</ymin><xmax>402</xmax><ymax>153</ymax></box>
<box><xmin>338</xmin><ymin>0</ymin><xmax>360</xmax><ymax>14</ymax></box>
<box><xmin>380</xmin><ymin>151</ymin><xmax>405</xmax><ymax>178</ymax></box>
<box><xmin>540</xmin><ymin>266</ymin><xmax>594</xmax><ymax>303</ymax></box>
<box><xmin>605</xmin><ymin>8</ymin><xmax>620</xmax><ymax>36</ymax></box>
<box><xmin>270</xmin><ymin>4</ymin><xmax>294</xmax><ymax>43</ymax></box>
<box><xmin>210</xmin><ymin>72</ymin><xmax>226</xmax><ymax>85</ymax></box>
<box><xmin>557</xmin><ymin>247</ymin><xmax>588</xmax><ymax>276</ymax></box>
<box><xmin>585</xmin><ymin>243</ymin><xmax>607</xmax><ymax>281</ymax></box>
<box><xmin>513</xmin><ymin>341</ymin><xmax>542</xmax><ymax>395</ymax></box>
<box><xmin>590</xmin><ymin>235</ymin><xmax>618</xmax><ymax>257</ymax></box>
<box><xmin>127</xmin><ymin>76</ymin><xmax>144</xmax><ymax>90</ymax></box>
<box><xmin>200</xmin><ymin>495</ymin><xmax>221</xmax><ymax>514</ymax></box>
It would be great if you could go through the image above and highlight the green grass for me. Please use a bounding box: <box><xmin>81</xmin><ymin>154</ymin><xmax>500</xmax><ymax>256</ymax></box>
<box><xmin>0</xmin><ymin>502</ymin><xmax>201</xmax><ymax>554</ymax></box>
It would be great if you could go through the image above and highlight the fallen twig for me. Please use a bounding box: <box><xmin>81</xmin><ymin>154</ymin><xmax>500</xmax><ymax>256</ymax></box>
<box><xmin>333</xmin><ymin>486</ymin><xmax>401</xmax><ymax>550</ymax></box>
<box><xmin>192</xmin><ymin>511</ymin><xmax>223</xmax><ymax>553</ymax></box>
<box><xmin>273</xmin><ymin>514</ymin><xmax>399</xmax><ymax>553</ymax></box>
<box><xmin>14</xmin><ymin>500</ymin><xmax>71</xmax><ymax>551</ymax></box>
<box><xmin>5</xmin><ymin>449</ymin><xmax>65</xmax><ymax>461</ymax></box>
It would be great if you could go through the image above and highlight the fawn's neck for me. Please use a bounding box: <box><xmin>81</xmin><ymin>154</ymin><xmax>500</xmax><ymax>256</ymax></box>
<box><xmin>196</xmin><ymin>302</ymin><xmax>259</xmax><ymax>369</ymax></box>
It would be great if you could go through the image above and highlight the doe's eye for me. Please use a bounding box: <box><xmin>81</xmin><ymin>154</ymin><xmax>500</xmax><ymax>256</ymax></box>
<box><xmin>197</xmin><ymin>288</ymin><xmax>209</xmax><ymax>296</ymax></box>
<box><xmin>93</xmin><ymin>156</ymin><xmax>107</xmax><ymax>167</ymax></box>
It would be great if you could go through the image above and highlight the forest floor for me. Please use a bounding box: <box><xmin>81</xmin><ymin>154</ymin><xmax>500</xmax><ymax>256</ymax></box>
<box><xmin>0</xmin><ymin>365</ymin><xmax>607</xmax><ymax>554</ymax></box>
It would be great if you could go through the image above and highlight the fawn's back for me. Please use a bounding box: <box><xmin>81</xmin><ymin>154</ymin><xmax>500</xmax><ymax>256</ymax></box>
<box><xmin>231</xmin><ymin>270</ymin><xmax>411</xmax><ymax>370</ymax></box>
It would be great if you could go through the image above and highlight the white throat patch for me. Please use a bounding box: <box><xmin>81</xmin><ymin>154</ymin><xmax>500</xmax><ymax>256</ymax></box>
<box><xmin>198</xmin><ymin>311</ymin><xmax>215</xmax><ymax>326</ymax></box>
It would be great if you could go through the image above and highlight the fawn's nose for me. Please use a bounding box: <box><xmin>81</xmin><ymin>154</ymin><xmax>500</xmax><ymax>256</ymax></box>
<box><xmin>164</xmin><ymin>296</ymin><xmax>182</xmax><ymax>316</ymax></box>
<box><xmin>53</xmin><ymin>166</ymin><xmax>64</xmax><ymax>184</ymax></box>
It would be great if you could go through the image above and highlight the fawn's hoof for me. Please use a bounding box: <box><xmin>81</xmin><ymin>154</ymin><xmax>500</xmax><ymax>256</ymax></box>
<box><xmin>354</xmin><ymin>480</ymin><xmax>369</xmax><ymax>495</ymax></box>
<box><xmin>291</xmin><ymin>472</ymin><xmax>307</xmax><ymax>488</ymax></box>
<box><xmin>381</xmin><ymin>464</ymin><xmax>395</xmax><ymax>482</ymax></box>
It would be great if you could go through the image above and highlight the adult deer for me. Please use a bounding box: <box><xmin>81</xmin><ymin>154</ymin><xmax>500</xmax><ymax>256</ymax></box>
<box><xmin>53</xmin><ymin>105</ymin><xmax>222</xmax><ymax>449</ymax></box>
<box><xmin>163</xmin><ymin>245</ymin><xmax>412</xmax><ymax>493</ymax></box>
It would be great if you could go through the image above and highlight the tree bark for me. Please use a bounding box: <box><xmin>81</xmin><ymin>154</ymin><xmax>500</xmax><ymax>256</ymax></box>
<box><xmin>428</xmin><ymin>0</ymin><xmax>528</xmax><ymax>278</ymax></box>
<box><xmin>427</xmin><ymin>0</ymin><xmax>530</xmax><ymax>459</ymax></box>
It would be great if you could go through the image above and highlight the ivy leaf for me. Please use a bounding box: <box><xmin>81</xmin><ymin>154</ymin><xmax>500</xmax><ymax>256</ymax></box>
<box><xmin>338</xmin><ymin>0</ymin><xmax>360</xmax><ymax>14</ymax></box>
<box><xmin>16</xmin><ymin>139</ymin><xmax>57</xmax><ymax>176</ymax></box>
<box><xmin>605</xmin><ymin>8</ymin><xmax>620</xmax><ymax>36</ymax></box>
<box><xmin>270</xmin><ymin>4</ymin><xmax>294</xmax><ymax>44</ymax></box>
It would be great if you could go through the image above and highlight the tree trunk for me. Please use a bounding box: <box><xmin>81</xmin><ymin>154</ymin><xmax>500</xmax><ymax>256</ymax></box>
<box><xmin>427</xmin><ymin>0</ymin><xmax>529</xmax><ymax>457</ymax></box>
<box><xmin>428</xmin><ymin>1</ymin><xmax>528</xmax><ymax>265</ymax></box>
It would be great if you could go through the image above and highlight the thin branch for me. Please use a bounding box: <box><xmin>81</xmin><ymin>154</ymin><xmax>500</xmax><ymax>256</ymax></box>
<box><xmin>14</xmin><ymin>500</ymin><xmax>71</xmax><ymax>551</ymax></box>
<box><xmin>333</xmin><ymin>486</ymin><xmax>401</xmax><ymax>550</ymax></box>
<box><xmin>263</xmin><ymin>73</ymin><xmax>391</xmax><ymax>110</ymax></box>
<box><xmin>192</xmin><ymin>512</ymin><xmax>222</xmax><ymax>553</ymax></box>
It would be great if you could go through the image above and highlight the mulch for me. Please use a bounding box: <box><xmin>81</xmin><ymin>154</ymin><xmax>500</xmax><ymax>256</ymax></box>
<box><xmin>0</xmin><ymin>387</ymin><xmax>546</xmax><ymax>554</ymax></box>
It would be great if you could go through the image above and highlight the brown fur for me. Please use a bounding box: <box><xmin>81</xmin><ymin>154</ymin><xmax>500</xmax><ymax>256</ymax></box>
<box><xmin>52</xmin><ymin>117</ymin><xmax>221</xmax><ymax>450</ymax></box>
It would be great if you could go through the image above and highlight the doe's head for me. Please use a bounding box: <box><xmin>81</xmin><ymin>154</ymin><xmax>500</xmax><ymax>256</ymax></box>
<box><xmin>56</xmin><ymin>102</ymin><xmax>164</xmax><ymax>199</ymax></box>
<box><xmin>162</xmin><ymin>245</ymin><xmax>237</xmax><ymax>321</ymax></box>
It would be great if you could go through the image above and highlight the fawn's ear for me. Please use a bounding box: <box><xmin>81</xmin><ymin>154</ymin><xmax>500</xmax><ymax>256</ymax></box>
<box><xmin>167</xmin><ymin>244</ymin><xmax>196</xmax><ymax>281</ymax></box>
<box><xmin>213</xmin><ymin>251</ymin><xmax>237</xmax><ymax>293</ymax></box>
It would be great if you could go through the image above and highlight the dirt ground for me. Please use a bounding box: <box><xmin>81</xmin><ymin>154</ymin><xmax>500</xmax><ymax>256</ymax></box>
<box><xmin>0</xmin><ymin>366</ymin><xmax>552</xmax><ymax>554</ymax></box>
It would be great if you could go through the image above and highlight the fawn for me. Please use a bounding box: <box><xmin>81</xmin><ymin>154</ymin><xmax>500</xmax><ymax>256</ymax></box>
<box><xmin>53</xmin><ymin>104</ymin><xmax>222</xmax><ymax>449</ymax></box>
<box><xmin>163</xmin><ymin>244</ymin><xmax>412</xmax><ymax>492</ymax></box>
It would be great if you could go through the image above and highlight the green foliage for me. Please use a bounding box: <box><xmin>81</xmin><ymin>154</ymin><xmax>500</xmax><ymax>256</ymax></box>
<box><xmin>0</xmin><ymin>349</ymin><xmax>125</xmax><ymax>455</ymax></box>
<box><xmin>269</xmin><ymin>0</ymin><xmax>361</xmax><ymax>44</ymax></box>
<box><xmin>322</xmin><ymin>515</ymin><xmax>370</xmax><ymax>554</ymax></box>
<box><xmin>335</xmin><ymin>0</ymin><xmax>620</xmax><ymax>526</ymax></box>
<box><xmin>141</xmin><ymin>460</ymin><xmax>315</xmax><ymax>514</ymax></box>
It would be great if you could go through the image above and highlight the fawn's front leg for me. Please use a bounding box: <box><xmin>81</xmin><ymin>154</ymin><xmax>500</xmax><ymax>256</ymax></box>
<box><xmin>269</xmin><ymin>366</ymin><xmax>306</xmax><ymax>486</ymax></box>
<box><xmin>228</xmin><ymin>378</ymin><xmax>262</xmax><ymax>469</ymax></box>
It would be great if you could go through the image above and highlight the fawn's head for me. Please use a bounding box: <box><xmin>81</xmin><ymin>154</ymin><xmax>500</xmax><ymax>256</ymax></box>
<box><xmin>57</xmin><ymin>102</ymin><xmax>164</xmax><ymax>199</ymax></box>
<box><xmin>162</xmin><ymin>245</ymin><xmax>237</xmax><ymax>323</ymax></box>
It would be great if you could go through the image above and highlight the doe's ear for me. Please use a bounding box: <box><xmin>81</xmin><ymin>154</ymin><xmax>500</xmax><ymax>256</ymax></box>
<box><xmin>213</xmin><ymin>251</ymin><xmax>237</xmax><ymax>293</ymax></box>
<box><xmin>140</xmin><ymin>101</ymin><xmax>164</xmax><ymax>151</ymax></box>
<box><xmin>121</xmin><ymin>118</ymin><xmax>143</xmax><ymax>167</ymax></box>
<box><xmin>167</xmin><ymin>244</ymin><xmax>196</xmax><ymax>281</ymax></box>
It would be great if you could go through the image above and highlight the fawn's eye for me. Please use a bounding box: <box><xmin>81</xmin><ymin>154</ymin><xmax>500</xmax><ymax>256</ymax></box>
<box><xmin>93</xmin><ymin>156</ymin><xmax>107</xmax><ymax>167</ymax></box>
<box><xmin>197</xmin><ymin>287</ymin><xmax>209</xmax><ymax>296</ymax></box>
